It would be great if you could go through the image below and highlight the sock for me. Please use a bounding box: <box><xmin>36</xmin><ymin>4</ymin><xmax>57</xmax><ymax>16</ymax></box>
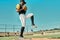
<box><xmin>31</xmin><ymin>16</ymin><xmax>35</xmax><ymax>25</ymax></box>
<box><xmin>20</xmin><ymin>27</ymin><xmax>25</xmax><ymax>37</ymax></box>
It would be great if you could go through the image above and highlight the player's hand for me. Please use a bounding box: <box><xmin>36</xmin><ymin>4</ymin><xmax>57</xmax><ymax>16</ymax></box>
<box><xmin>16</xmin><ymin>9</ymin><xmax>20</xmax><ymax>12</ymax></box>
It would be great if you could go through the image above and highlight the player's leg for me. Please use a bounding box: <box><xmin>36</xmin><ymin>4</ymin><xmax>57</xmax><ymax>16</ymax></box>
<box><xmin>26</xmin><ymin>13</ymin><xmax>37</xmax><ymax>28</ymax></box>
<box><xmin>19</xmin><ymin>14</ymin><xmax>26</xmax><ymax>37</ymax></box>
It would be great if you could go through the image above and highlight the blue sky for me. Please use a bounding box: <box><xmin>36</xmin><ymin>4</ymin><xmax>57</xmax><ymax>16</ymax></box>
<box><xmin>0</xmin><ymin>0</ymin><xmax>60</xmax><ymax>32</ymax></box>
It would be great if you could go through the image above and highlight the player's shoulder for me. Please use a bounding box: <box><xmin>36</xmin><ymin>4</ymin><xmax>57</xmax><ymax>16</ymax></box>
<box><xmin>16</xmin><ymin>4</ymin><xmax>20</xmax><ymax>10</ymax></box>
<box><xmin>16</xmin><ymin>4</ymin><xmax>20</xmax><ymax>7</ymax></box>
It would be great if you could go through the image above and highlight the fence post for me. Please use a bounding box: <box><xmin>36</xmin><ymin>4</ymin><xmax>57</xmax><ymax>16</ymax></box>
<box><xmin>5</xmin><ymin>24</ymin><xmax>7</xmax><ymax>36</ymax></box>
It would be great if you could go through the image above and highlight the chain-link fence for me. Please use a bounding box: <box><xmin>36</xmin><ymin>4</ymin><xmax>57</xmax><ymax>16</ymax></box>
<box><xmin>0</xmin><ymin>24</ymin><xmax>21</xmax><ymax>32</ymax></box>
<box><xmin>0</xmin><ymin>24</ymin><xmax>33</xmax><ymax>37</ymax></box>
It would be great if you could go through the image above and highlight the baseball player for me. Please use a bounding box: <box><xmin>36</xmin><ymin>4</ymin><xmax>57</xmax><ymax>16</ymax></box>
<box><xmin>16</xmin><ymin>0</ymin><xmax>37</xmax><ymax>37</ymax></box>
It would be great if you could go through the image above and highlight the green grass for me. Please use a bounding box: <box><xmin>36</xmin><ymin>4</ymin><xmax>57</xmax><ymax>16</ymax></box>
<box><xmin>0</xmin><ymin>36</ymin><xmax>19</xmax><ymax>40</ymax></box>
<box><xmin>32</xmin><ymin>35</ymin><xmax>60</xmax><ymax>38</ymax></box>
<box><xmin>0</xmin><ymin>34</ymin><xmax>60</xmax><ymax>40</ymax></box>
<box><xmin>25</xmin><ymin>34</ymin><xmax>60</xmax><ymax>38</ymax></box>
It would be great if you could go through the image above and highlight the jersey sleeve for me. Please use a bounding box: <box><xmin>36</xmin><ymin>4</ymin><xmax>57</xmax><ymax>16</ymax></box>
<box><xmin>16</xmin><ymin>4</ymin><xmax>20</xmax><ymax>10</ymax></box>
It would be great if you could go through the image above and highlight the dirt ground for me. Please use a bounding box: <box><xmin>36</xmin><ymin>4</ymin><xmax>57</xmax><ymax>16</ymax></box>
<box><xmin>23</xmin><ymin>38</ymin><xmax>60</xmax><ymax>40</ymax></box>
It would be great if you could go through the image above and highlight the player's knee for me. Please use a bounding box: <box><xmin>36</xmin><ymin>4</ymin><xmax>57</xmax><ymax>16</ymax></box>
<box><xmin>22</xmin><ymin>24</ymin><xmax>26</xmax><ymax>27</ymax></box>
<box><xmin>30</xmin><ymin>13</ymin><xmax>34</xmax><ymax>16</ymax></box>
